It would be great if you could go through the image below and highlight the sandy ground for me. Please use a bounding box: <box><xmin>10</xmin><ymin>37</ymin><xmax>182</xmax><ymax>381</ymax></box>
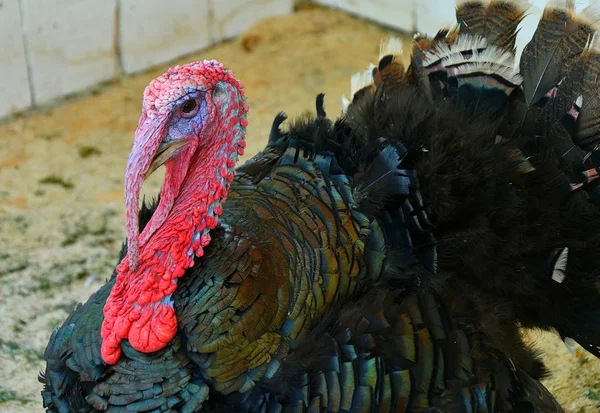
<box><xmin>0</xmin><ymin>6</ymin><xmax>599</xmax><ymax>413</ymax></box>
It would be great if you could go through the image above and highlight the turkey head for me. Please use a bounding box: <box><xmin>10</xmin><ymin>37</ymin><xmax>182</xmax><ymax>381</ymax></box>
<box><xmin>101</xmin><ymin>60</ymin><xmax>248</xmax><ymax>364</ymax></box>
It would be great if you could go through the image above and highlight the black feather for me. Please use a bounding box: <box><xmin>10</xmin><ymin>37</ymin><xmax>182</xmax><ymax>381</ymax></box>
<box><xmin>316</xmin><ymin>93</ymin><xmax>326</xmax><ymax>118</ymax></box>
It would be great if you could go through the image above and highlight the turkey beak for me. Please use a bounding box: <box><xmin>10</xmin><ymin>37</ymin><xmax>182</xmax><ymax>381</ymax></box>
<box><xmin>145</xmin><ymin>139</ymin><xmax>188</xmax><ymax>179</ymax></box>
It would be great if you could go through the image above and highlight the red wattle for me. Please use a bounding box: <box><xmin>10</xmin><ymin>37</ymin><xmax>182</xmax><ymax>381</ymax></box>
<box><xmin>101</xmin><ymin>292</ymin><xmax>178</xmax><ymax>361</ymax></box>
<box><xmin>101</xmin><ymin>337</ymin><xmax>122</xmax><ymax>365</ymax></box>
<box><xmin>101</xmin><ymin>191</ymin><xmax>230</xmax><ymax>364</ymax></box>
<box><xmin>129</xmin><ymin>304</ymin><xmax>177</xmax><ymax>353</ymax></box>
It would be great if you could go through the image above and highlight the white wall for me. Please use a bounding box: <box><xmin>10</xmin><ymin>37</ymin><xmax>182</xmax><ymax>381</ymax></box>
<box><xmin>0</xmin><ymin>0</ymin><xmax>31</xmax><ymax>117</ymax></box>
<box><xmin>20</xmin><ymin>0</ymin><xmax>118</xmax><ymax>105</ymax></box>
<box><xmin>315</xmin><ymin>0</ymin><xmax>413</xmax><ymax>32</ymax></box>
<box><xmin>211</xmin><ymin>0</ymin><xmax>296</xmax><ymax>42</ymax></box>
<box><xmin>119</xmin><ymin>0</ymin><xmax>212</xmax><ymax>75</ymax></box>
<box><xmin>0</xmin><ymin>0</ymin><xmax>293</xmax><ymax>118</ymax></box>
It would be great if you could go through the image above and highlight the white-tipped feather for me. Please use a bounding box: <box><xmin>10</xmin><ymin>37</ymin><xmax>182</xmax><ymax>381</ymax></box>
<box><xmin>442</xmin><ymin>43</ymin><xmax>515</xmax><ymax>68</ymax></box>
<box><xmin>587</xmin><ymin>31</ymin><xmax>600</xmax><ymax>53</ymax></box>
<box><xmin>445</xmin><ymin>33</ymin><xmax>488</xmax><ymax>52</ymax></box>
<box><xmin>552</xmin><ymin>247</ymin><xmax>569</xmax><ymax>284</ymax></box>
<box><xmin>379</xmin><ymin>37</ymin><xmax>403</xmax><ymax>60</ymax></box>
<box><xmin>470</xmin><ymin>43</ymin><xmax>518</xmax><ymax>70</ymax></box>
<box><xmin>423</xmin><ymin>34</ymin><xmax>488</xmax><ymax>67</ymax></box>
<box><xmin>451</xmin><ymin>45</ymin><xmax>522</xmax><ymax>84</ymax></box>
<box><xmin>341</xmin><ymin>95</ymin><xmax>351</xmax><ymax>114</ymax></box>
<box><xmin>454</xmin><ymin>62</ymin><xmax>524</xmax><ymax>85</ymax></box>
<box><xmin>350</xmin><ymin>63</ymin><xmax>376</xmax><ymax>97</ymax></box>
<box><xmin>446</xmin><ymin>23</ymin><xmax>461</xmax><ymax>35</ymax></box>
<box><xmin>423</xmin><ymin>32</ymin><xmax>522</xmax><ymax>85</ymax></box>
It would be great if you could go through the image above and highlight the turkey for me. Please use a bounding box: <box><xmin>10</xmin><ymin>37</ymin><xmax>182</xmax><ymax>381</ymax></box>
<box><xmin>41</xmin><ymin>0</ymin><xmax>600</xmax><ymax>411</ymax></box>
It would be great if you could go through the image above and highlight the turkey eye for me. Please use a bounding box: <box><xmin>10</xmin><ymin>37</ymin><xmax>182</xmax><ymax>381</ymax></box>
<box><xmin>181</xmin><ymin>99</ymin><xmax>199</xmax><ymax>117</ymax></box>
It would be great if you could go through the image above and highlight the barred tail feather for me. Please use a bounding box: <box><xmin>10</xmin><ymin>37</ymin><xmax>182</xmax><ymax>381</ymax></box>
<box><xmin>574</xmin><ymin>32</ymin><xmax>600</xmax><ymax>150</ymax></box>
<box><xmin>457</xmin><ymin>0</ymin><xmax>528</xmax><ymax>51</ymax></box>
<box><xmin>520</xmin><ymin>1</ymin><xmax>598</xmax><ymax>106</ymax></box>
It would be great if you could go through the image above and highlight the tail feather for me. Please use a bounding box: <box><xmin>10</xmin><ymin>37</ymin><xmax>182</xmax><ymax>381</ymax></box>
<box><xmin>408</xmin><ymin>35</ymin><xmax>439</xmax><ymax>99</ymax></box>
<box><xmin>574</xmin><ymin>33</ymin><xmax>600</xmax><ymax>150</ymax></box>
<box><xmin>342</xmin><ymin>64</ymin><xmax>376</xmax><ymax>114</ymax></box>
<box><xmin>520</xmin><ymin>1</ymin><xmax>597</xmax><ymax>106</ymax></box>
<box><xmin>484</xmin><ymin>0</ymin><xmax>527</xmax><ymax>49</ymax></box>
<box><xmin>541</xmin><ymin>59</ymin><xmax>584</xmax><ymax>136</ymax></box>
<box><xmin>373</xmin><ymin>38</ymin><xmax>407</xmax><ymax>92</ymax></box>
<box><xmin>422</xmin><ymin>34</ymin><xmax>522</xmax><ymax>114</ymax></box>
<box><xmin>457</xmin><ymin>0</ymin><xmax>528</xmax><ymax>51</ymax></box>
<box><xmin>456</xmin><ymin>0</ymin><xmax>486</xmax><ymax>35</ymax></box>
<box><xmin>340</xmin><ymin>0</ymin><xmax>600</xmax><ymax>360</ymax></box>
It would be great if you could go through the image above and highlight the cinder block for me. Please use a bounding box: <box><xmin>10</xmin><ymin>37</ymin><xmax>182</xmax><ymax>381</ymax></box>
<box><xmin>0</xmin><ymin>0</ymin><xmax>32</xmax><ymax>117</ymax></box>
<box><xmin>210</xmin><ymin>0</ymin><xmax>294</xmax><ymax>42</ymax></box>
<box><xmin>20</xmin><ymin>0</ymin><xmax>117</xmax><ymax>104</ymax></box>
<box><xmin>119</xmin><ymin>0</ymin><xmax>211</xmax><ymax>75</ymax></box>
<box><xmin>314</xmin><ymin>0</ymin><xmax>414</xmax><ymax>33</ymax></box>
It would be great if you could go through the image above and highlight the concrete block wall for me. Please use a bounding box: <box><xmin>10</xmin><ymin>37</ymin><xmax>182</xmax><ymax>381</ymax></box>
<box><xmin>0</xmin><ymin>0</ymin><xmax>31</xmax><ymax>117</ymax></box>
<box><xmin>21</xmin><ymin>0</ymin><xmax>118</xmax><ymax>105</ymax></box>
<box><xmin>119</xmin><ymin>0</ymin><xmax>212</xmax><ymax>75</ymax></box>
<box><xmin>314</xmin><ymin>0</ymin><xmax>413</xmax><ymax>33</ymax></box>
<box><xmin>212</xmin><ymin>0</ymin><xmax>295</xmax><ymax>42</ymax></box>
<box><xmin>0</xmin><ymin>0</ymin><xmax>293</xmax><ymax>119</ymax></box>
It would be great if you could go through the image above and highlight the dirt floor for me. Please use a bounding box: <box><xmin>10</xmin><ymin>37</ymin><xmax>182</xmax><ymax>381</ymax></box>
<box><xmin>0</xmin><ymin>6</ymin><xmax>599</xmax><ymax>413</ymax></box>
